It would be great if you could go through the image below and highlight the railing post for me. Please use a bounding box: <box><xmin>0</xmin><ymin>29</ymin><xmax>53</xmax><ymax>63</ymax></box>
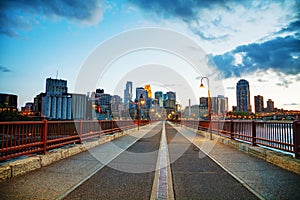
<box><xmin>79</xmin><ymin>120</ymin><xmax>83</xmax><ymax>143</ymax></box>
<box><xmin>230</xmin><ymin>120</ymin><xmax>234</xmax><ymax>139</ymax></box>
<box><xmin>43</xmin><ymin>120</ymin><xmax>48</xmax><ymax>154</ymax></box>
<box><xmin>252</xmin><ymin>120</ymin><xmax>256</xmax><ymax>146</ymax></box>
<box><xmin>217</xmin><ymin>120</ymin><xmax>220</xmax><ymax>135</ymax></box>
<box><xmin>293</xmin><ymin>120</ymin><xmax>300</xmax><ymax>158</ymax></box>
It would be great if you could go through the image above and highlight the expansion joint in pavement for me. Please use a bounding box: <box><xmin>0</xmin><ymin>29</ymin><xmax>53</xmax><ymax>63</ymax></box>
<box><xmin>151</xmin><ymin>121</ymin><xmax>174</xmax><ymax>200</ymax></box>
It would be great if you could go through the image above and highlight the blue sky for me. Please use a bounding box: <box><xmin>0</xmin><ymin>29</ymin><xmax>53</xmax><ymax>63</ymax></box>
<box><xmin>0</xmin><ymin>0</ymin><xmax>299</xmax><ymax>111</ymax></box>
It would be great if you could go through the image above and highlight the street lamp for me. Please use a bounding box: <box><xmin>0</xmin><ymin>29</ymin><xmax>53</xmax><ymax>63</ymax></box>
<box><xmin>200</xmin><ymin>76</ymin><xmax>212</xmax><ymax>140</ymax></box>
<box><xmin>138</xmin><ymin>94</ymin><xmax>145</xmax><ymax>130</ymax></box>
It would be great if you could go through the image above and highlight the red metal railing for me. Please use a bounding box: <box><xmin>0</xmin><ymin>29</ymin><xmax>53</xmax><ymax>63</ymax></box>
<box><xmin>0</xmin><ymin>120</ymin><xmax>149</xmax><ymax>161</ymax></box>
<box><xmin>178</xmin><ymin>120</ymin><xmax>300</xmax><ymax>158</ymax></box>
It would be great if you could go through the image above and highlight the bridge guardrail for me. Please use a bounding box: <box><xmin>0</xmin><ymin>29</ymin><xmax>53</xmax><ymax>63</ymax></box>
<box><xmin>0</xmin><ymin>120</ymin><xmax>150</xmax><ymax>161</ymax></box>
<box><xmin>174</xmin><ymin>120</ymin><xmax>300</xmax><ymax>158</ymax></box>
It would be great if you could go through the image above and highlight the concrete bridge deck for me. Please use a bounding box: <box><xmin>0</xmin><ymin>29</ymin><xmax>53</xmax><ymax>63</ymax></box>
<box><xmin>0</xmin><ymin>122</ymin><xmax>299</xmax><ymax>200</ymax></box>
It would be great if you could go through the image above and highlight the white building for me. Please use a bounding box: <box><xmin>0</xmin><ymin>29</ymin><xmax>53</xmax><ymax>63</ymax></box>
<box><xmin>41</xmin><ymin>78</ymin><xmax>87</xmax><ymax>120</ymax></box>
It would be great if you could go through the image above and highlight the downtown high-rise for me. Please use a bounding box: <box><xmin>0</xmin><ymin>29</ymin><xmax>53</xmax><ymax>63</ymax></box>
<box><xmin>254</xmin><ymin>95</ymin><xmax>264</xmax><ymax>113</ymax></box>
<box><xmin>124</xmin><ymin>81</ymin><xmax>132</xmax><ymax>107</ymax></box>
<box><xmin>236</xmin><ymin>79</ymin><xmax>251</xmax><ymax>112</ymax></box>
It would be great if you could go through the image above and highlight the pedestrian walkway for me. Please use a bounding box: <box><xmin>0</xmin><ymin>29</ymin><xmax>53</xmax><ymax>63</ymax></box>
<box><xmin>0</xmin><ymin>121</ymin><xmax>299</xmax><ymax>200</ymax></box>
<box><xmin>169</xmin><ymin>122</ymin><xmax>300</xmax><ymax>200</ymax></box>
<box><xmin>0</xmin><ymin>123</ymin><xmax>161</xmax><ymax>200</ymax></box>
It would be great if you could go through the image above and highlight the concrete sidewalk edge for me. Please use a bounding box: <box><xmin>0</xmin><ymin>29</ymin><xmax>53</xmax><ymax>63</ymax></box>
<box><xmin>184</xmin><ymin>126</ymin><xmax>300</xmax><ymax>175</ymax></box>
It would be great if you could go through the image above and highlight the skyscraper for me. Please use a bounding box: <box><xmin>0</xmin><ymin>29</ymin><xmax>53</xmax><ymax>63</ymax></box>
<box><xmin>166</xmin><ymin>91</ymin><xmax>176</xmax><ymax>101</ymax></box>
<box><xmin>267</xmin><ymin>99</ymin><xmax>275</xmax><ymax>112</ymax></box>
<box><xmin>144</xmin><ymin>84</ymin><xmax>152</xmax><ymax>98</ymax></box>
<box><xmin>254</xmin><ymin>95</ymin><xmax>264</xmax><ymax>113</ymax></box>
<box><xmin>136</xmin><ymin>87</ymin><xmax>148</xmax><ymax>101</ymax></box>
<box><xmin>236</xmin><ymin>79</ymin><xmax>251</xmax><ymax>112</ymax></box>
<box><xmin>155</xmin><ymin>91</ymin><xmax>163</xmax><ymax>107</ymax></box>
<box><xmin>124</xmin><ymin>81</ymin><xmax>132</xmax><ymax>106</ymax></box>
<box><xmin>201</xmin><ymin>95</ymin><xmax>228</xmax><ymax>115</ymax></box>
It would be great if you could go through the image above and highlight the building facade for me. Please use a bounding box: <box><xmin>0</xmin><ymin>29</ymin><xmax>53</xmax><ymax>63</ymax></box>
<box><xmin>41</xmin><ymin>78</ymin><xmax>86</xmax><ymax>120</ymax></box>
<box><xmin>200</xmin><ymin>95</ymin><xmax>228</xmax><ymax>116</ymax></box>
<box><xmin>266</xmin><ymin>99</ymin><xmax>275</xmax><ymax>112</ymax></box>
<box><xmin>0</xmin><ymin>93</ymin><xmax>18</xmax><ymax>112</ymax></box>
<box><xmin>236</xmin><ymin>79</ymin><xmax>251</xmax><ymax>112</ymax></box>
<box><xmin>136</xmin><ymin>87</ymin><xmax>148</xmax><ymax>101</ymax></box>
<box><xmin>144</xmin><ymin>84</ymin><xmax>152</xmax><ymax>98</ymax></box>
<box><xmin>124</xmin><ymin>81</ymin><xmax>132</xmax><ymax>107</ymax></box>
<box><xmin>254</xmin><ymin>95</ymin><xmax>264</xmax><ymax>113</ymax></box>
<box><xmin>154</xmin><ymin>91</ymin><xmax>163</xmax><ymax>107</ymax></box>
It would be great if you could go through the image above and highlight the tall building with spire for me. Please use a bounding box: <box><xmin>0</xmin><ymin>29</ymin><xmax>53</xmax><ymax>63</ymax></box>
<box><xmin>124</xmin><ymin>81</ymin><xmax>132</xmax><ymax>107</ymax></box>
<box><xmin>236</xmin><ymin>79</ymin><xmax>251</xmax><ymax>112</ymax></box>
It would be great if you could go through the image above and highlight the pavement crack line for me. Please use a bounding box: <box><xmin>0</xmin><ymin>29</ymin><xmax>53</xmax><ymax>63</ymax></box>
<box><xmin>151</xmin><ymin>121</ymin><xmax>174</xmax><ymax>200</ymax></box>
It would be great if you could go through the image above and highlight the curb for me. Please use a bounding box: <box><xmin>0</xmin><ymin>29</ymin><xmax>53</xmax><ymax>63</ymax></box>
<box><xmin>195</xmin><ymin>129</ymin><xmax>300</xmax><ymax>175</ymax></box>
<box><xmin>0</xmin><ymin>127</ymin><xmax>139</xmax><ymax>183</ymax></box>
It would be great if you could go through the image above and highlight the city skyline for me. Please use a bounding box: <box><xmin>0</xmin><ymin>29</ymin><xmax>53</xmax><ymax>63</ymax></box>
<box><xmin>0</xmin><ymin>0</ymin><xmax>299</xmax><ymax>111</ymax></box>
<box><xmin>2</xmin><ymin>76</ymin><xmax>296</xmax><ymax>115</ymax></box>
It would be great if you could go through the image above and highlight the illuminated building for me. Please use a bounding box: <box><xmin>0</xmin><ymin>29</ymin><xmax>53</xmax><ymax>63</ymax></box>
<box><xmin>144</xmin><ymin>84</ymin><xmax>152</xmax><ymax>98</ymax></box>
<box><xmin>0</xmin><ymin>93</ymin><xmax>18</xmax><ymax>112</ymax></box>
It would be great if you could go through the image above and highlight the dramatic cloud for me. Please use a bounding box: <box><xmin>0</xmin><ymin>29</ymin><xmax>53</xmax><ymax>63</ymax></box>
<box><xmin>0</xmin><ymin>66</ymin><xmax>12</xmax><ymax>72</ymax></box>
<box><xmin>211</xmin><ymin>35</ymin><xmax>300</xmax><ymax>78</ymax></box>
<box><xmin>276</xmin><ymin>12</ymin><xmax>300</xmax><ymax>35</ymax></box>
<box><xmin>128</xmin><ymin>0</ymin><xmax>298</xmax><ymax>42</ymax></box>
<box><xmin>0</xmin><ymin>0</ymin><xmax>103</xmax><ymax>37</ymax></box>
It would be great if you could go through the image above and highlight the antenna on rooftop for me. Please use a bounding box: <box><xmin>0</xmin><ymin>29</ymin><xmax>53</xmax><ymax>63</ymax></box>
<box><xmin>56</xmin><ymin>70</ymin><xmax>58</xmax><ymax>79</ymax></box>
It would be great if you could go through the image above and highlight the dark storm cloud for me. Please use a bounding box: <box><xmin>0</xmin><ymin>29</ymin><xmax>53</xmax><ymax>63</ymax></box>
<box><xmin>0</xmin><ymin>0</ymin><xmax>103</xmax><ymax>37</ymax></box>
<box><xmin>0</xmin><ymin>66</ymin><xmax>12</xmax><ymax>72</ymax></box>
<box><xmin>211</xmin><ymin>35</ymin><xmax>300</xmax><ymax>78</ymax></box>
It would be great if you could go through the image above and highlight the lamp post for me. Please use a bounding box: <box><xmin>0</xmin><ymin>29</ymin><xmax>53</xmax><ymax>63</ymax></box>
<box><xmin>200</xmin><ymin>77</ymin><xmax>212</xmax><ymax>140</ymax></box>
<box><xmin>138</xmin><ymin>94</ymin><xmax>145</xmax><ymax>130</ymax></box>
